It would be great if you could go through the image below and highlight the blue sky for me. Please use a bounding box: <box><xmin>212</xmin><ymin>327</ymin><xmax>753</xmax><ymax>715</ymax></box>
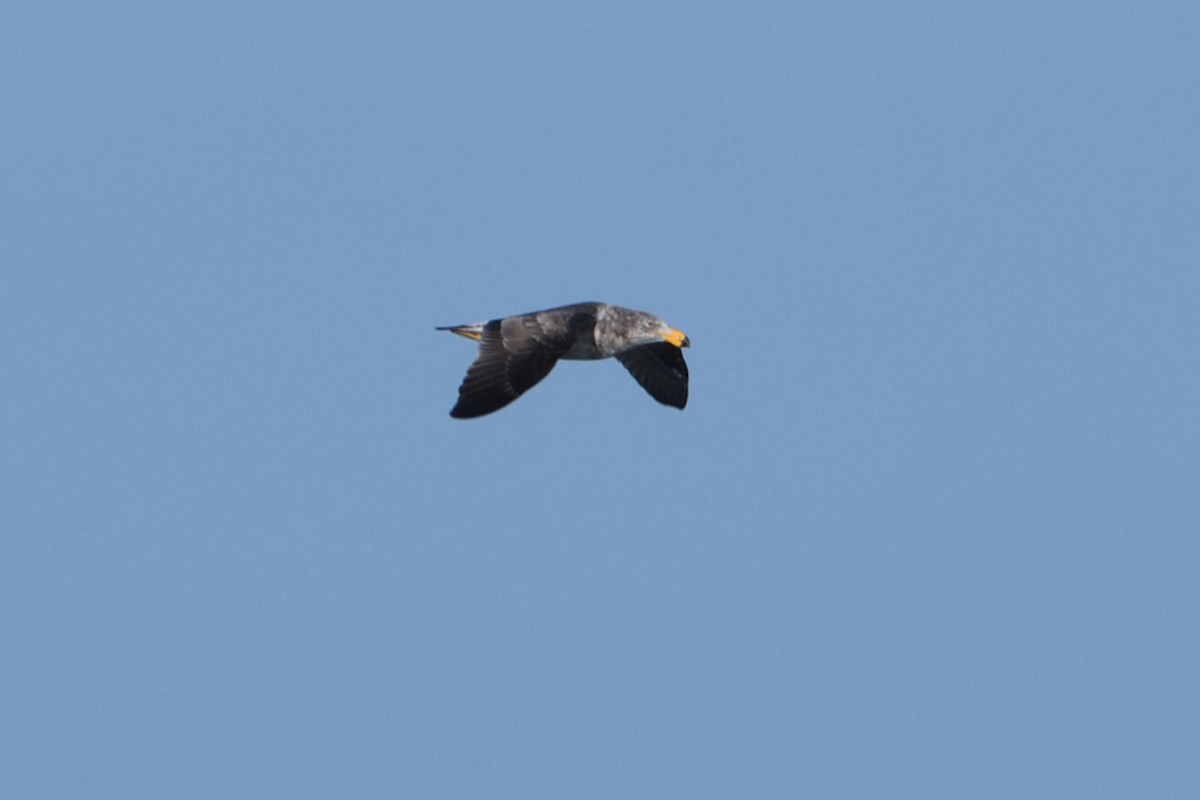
<box><xmin>3</xmin><ymin>2</ymin><xmax>1198</xmax><ymax>797</ymax></box>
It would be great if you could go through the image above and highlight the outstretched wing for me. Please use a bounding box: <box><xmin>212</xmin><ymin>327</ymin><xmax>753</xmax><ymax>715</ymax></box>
<box><xmin>449</xmin><ymin>316</ymin><xmax>571</xmax><ymax>418</ymax></box>
<box><xmin>615</xmin><ymin>342</ymin><xmax>688</xmax><ymax>410</ymax></box>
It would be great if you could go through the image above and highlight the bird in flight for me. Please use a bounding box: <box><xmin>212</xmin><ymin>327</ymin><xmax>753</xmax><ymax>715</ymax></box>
<box><xmin>438</xmin><ymin>302</ymin><xmax>690</xmax><ymax>418</ymax></box>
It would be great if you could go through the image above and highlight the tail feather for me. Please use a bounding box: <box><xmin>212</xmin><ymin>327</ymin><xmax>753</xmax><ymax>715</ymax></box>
<box><xmin>436</xmin><ymin>323</ymin><xmax>485</xmax><ymax>341</ymax></box>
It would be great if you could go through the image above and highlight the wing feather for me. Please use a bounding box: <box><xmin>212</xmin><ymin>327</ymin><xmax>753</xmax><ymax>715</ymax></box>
<box><xmin>449</xmin><ymin>316</ymin><xmax>570</xmax><ymax>418</ymax></box>
<box><xmin>615</xmin><ymin>342</ymin><xmax>688</xmax><ymax>410</ymax></box>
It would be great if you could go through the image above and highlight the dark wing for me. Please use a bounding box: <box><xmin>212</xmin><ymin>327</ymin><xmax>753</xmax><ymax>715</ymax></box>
<box><xmin>449</xmin><ymin>316</ymin><xmax>571</xmax><ymax>418</ymax></box>
<box><xmin>615</xmin><ymin>342</ymin><xmax>688</xmax><ymax>409</ymax></box>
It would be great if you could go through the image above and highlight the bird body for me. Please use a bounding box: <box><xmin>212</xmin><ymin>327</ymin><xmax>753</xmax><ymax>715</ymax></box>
<box><xmin>438</xmin><ymin>302</ymin><xmax>690</xmax><ymax>418</ymax></box>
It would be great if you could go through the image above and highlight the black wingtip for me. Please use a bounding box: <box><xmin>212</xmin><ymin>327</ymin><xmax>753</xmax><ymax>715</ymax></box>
<box><xmin>449</xmin><ymin>397</ymin><xmax>511</xmax><ymax>419</ymax></box>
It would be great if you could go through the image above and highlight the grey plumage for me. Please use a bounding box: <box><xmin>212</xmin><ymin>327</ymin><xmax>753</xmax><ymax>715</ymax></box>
<box><xmin>437</xmin><ymin>302</ymin><xmax>690</xmax><ymax>418</ymax></box>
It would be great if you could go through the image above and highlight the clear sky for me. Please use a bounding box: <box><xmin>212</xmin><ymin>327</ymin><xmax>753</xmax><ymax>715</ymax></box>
<box><xmin>4</xmin><ymin>2</ymin><xmax>1198</xmax><ymax>797</ymax></box>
